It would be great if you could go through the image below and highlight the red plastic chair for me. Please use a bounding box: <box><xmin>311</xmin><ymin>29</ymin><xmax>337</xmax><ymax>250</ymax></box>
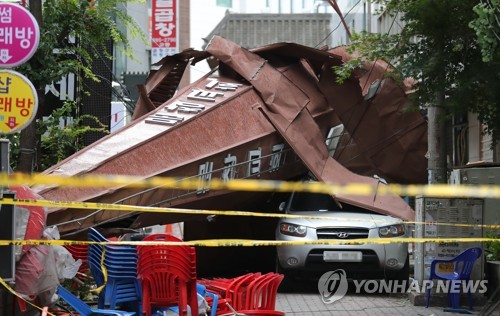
<box><xmin>137</xmin><ymin>234</ymin><xmax>199</xmax><ymax>316</ymax></box>
<box><xmin>228</xmin><ymin>273</ymin><xmax>262</xmax><ymax>310</ymax></box>
<box><xmin>140</xmin><ymin>269</ymin><xmax>195</xmax><ymax>316</ymax></box>
<box><xmin>64</xmin><ymin>245</ymin><xmax>89</xmax><ymax>282</ymax></box>
<box><xmin>242</xmin><ymin>273</ymin><xmax>284</xmax><ymax>311</ymax></box>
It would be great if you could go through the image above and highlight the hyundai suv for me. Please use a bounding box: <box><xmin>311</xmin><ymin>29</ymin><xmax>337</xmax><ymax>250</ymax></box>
<box><xmin>275</xmin><ymin>190</ymin><xmax>409</xmax><ymax>284</ymax></box>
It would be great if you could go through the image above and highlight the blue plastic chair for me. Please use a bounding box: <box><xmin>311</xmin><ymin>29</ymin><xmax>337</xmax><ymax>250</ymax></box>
<box><xmin>56</xmin><ymin>284</ymin><xmax>135</xmax><ymax>316</ymax></box>
<box><xmin>154</xmin><ymin>284</ymin><xmax>219</xmax><ymax>316</ymax></box>
<box><xmin>425</xmin><ymin>247</ymin><xmax>482</xmax><ymax>313</ymax></box>
<box><xmin>88</xmin><ymin>228</ymin><xmax>142</xmax><ymax>314</ymax></box>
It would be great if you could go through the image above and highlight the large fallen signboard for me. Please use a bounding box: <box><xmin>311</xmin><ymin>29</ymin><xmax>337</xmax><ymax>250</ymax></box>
<box><xmin>0</xmin><ymin>2</ymin><xmax>40</xmax><ymax>68</ymax></box>
<box><xmin>0</xmin><ymin>69</ymin><xmax>38</xmax><ymax>134</ymax></box>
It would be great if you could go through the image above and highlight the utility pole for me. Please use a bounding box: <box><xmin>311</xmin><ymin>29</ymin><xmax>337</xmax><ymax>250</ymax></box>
<box><xmin>427</xmin><ymin>101</ymin><xmax>448</xmax><ymax>184</ymax></box>
<box><xmin>366</xmin><ymin>0</ymin><xmax>371</xmax><ymax>33</ymax></box>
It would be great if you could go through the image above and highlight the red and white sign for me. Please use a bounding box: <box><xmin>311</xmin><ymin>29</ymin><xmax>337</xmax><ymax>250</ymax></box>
<box><xmin>151</xmin><ymin>0</ymin><xmax>178</xmax><ymax>64</ymax></box>
<box><xmin>0</xmin><ymin>3</ymin><xmax>40</xmax><ymax>68</ymax></box>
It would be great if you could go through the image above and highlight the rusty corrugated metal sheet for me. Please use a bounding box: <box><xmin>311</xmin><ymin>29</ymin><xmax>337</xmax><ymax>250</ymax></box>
<box><xmin>205</xmin><ymin>36</ymin><xmax>414</xmax><ymax>221</ymax></box>
<box><xmin>324</xmin><ymin>46</ymin><xmax>428</xmax><ymax>184</ymax></box>
<box><xmin>34</xmin><ymin>37</ymin><xmax>427</xmax><ymax>235</ymax></box>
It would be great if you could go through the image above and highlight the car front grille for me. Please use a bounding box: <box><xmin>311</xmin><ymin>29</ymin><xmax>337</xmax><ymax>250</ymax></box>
<box><xmin>316</xmin><ymin>227</ymin><xmax>370</xmax><ymax>239</ymax></box>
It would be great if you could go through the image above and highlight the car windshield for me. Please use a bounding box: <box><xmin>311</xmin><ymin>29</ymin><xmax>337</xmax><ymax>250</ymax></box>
<box><xmin>289</xmin><ymin>192</ymin><xmax>339</xmax><ymax>212</ymax></box>
<box><xmin>287</xmin><ymin>191</ymin><xmax>378</xmax><ymax>214</ymax></box>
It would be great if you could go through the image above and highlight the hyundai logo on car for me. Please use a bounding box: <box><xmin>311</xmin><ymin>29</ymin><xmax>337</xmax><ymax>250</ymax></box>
<box><xmin>336</xmin><ymin>232</ymin><xmax>349</xmax><ymax>239</ymax></box>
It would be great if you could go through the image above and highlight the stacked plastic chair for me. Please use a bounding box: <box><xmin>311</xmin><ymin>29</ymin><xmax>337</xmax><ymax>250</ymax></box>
<box><xmin>137</xmin><ymin>234</ymin><xmax>218</xmax><ymax>316</ymax></box>
<box><xmin>239</xmin><ymin>273</ymin><xmax>284</xmax><ymax>315</ymax></box>
<box><xmin>200</xmin><ymin>272</ymin><xmax>284</xmax><ymax>315</ymax></box>
<box><xmin>65</xmin><ymin>244</ymin><xmax>89</xmax><ymax>282</ymax></box>
<box><xmin>87</xmin><ymin>228</ymin><xmax>142</xmax><ymax>314</ymax></box>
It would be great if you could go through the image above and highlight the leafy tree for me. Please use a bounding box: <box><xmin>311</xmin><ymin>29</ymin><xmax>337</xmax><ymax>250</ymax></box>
<box><xmin>7</xmin><ymin>100</ymin><xmax>108</xmax><ymax>171</ymax></box>
<box><xmin>334</xmin><ymin>0</ymin><xmax>499</xmax><ymax>147</ymax></box>
<box><xmin>14</xmin><ymin>0</ymin><xmax>145</xmax><ymax>172</ymax></box>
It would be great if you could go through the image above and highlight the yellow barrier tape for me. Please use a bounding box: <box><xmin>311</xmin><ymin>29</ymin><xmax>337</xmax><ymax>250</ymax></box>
<box><xmin>0</xmin><ymin>277</ymin><xmax>56</xmax><ymax>316</ymax></box>
<box><xmin>90</xmin><ymin>247</ymin><xmax>107</xmax><ymax>295</ymax></box>
<box><xmin>0</xmin><ymin>238</ymin><xmax>498</xmax><ymax>247</ymax></box>
<box><xmin>2</xmin><ymin>197</ymin><xmax>500</xmax><ymax>230</ymax></box>
<box><xmin>2</xmin><ymin>173</ymin><xmax>500</xmax><ymax>198</ymax></box>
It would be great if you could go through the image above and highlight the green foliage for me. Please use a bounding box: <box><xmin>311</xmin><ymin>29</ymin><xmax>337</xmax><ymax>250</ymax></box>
<box><xmin>37</xmin><ymin>101</ymin><xmax>108</xmax><ymax>171</ymax></box>
<box><xmin>62</xmin><ymin>273</ymin><xmax>98</xmax><ymax>303</ymax></box>
<box><xmin>469</xmin><ymin>0</ymin><xmax>500</xmax><ymax>63</ymax></box>
<box><xmin>485</xmin><ymin>231</ymin><xmax>500</xmax><ymax>261</ymax></box>
<box><xmin>333</xmin><ymin>0</ymin><xmax>500</xmax><ymax>144</ymax></box>
<box><xmin>332</xmin><ymin>32</ymin><xmax>401</xmax><ymax>84</ymax></box>
<box><xmin>5</xmin><ymin>101</ymin><xmax>108</xmax><ymax>171</ymax></box>
<box><xmin>13</xmin><ymin>0</ymin><xmax>145</xmax><ymax>172</ymax></box>
<box><xmin>18</xmin><ymin>0</ymin><xmax>147</xmax><ymax>89</ymax></box>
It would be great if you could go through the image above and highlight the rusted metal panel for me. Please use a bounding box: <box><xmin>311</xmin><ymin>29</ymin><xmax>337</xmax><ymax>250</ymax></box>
<box><xmin>206</xmin><ymin>36</ymin><xmax>414</xmax><ymax>221</ymax></box>
<box><xmin>35</xmin><ymin>37</ymin><xmax>428</xmax><ymax>234</ymax></box>
<box><xmin>324</xmin><ymin>46</ymin><xmax>428</xmax><ymax>184</ymax></box>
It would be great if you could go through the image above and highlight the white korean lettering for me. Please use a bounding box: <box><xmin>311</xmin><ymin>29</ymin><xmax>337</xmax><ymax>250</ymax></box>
<box><xmin>216</xmin><ymin>82</ymin><xmax>242</xmax><ymax>91</ymax></box>
<box><xmin>269</xmin><ymin>143</ymin><xmax>285</xmax><ymax>172</ymax></box>
<box><xmin>0</xmin><ymin>7</ymin><xmax>12</xmax><ymax>23</ymax></box>
<box><xmin>197</xmin><ymin>161</ymin><xmax>213</xmax><ymax>194</ymax></box>
<box><xmin>155</xmin><ymin>22</ymin><xmax>175</xmax><ymax>37</ymax></box>
<box><xmin>15</xmin><ymin>27</ymin><xmax>35</xmax><ymax>49</ymax></box>
<box><xmin>145</xmin><ymin>113</ymin><xmax>184</xmax><ymax>126</ymax></box>
<box><xmin>0</xmin><ymin>27</ymin><xmax>13</xmax><ymax>45</ymax></box>
<box><xmin>157</xmin><ymin>0</ymin><xmax>173</xmax><ymax>7</ymax></box>
<box><xmin>247</xmin><ymin>148</ymin><xmax>262</xmax><ymax>177</ymax></box>
<box><xmin>221</xmin><ymin>154</ymin><xmax>237</xmax><ymax>182</ymax></box>
<box><xmin>155</xmin><ymin>8</ymin><xmax>174</xmax><ymax>22</ymax></box>
<box><xmin>166</xmin><ymin>101</ymin><xmax>205</xmax><ymax>113</ymax></box>
<box><xmin>187</xmin><ymin>89</ymin><xmax>224</xmax><ymax>102</ymax></box>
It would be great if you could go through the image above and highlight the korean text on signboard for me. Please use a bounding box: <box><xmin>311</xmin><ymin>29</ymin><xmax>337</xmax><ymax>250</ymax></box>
<box><xmin>151</xmin><ymin>0</ymin><xmax>178</xmax><ymax>63</ymax></box>
<box><xmin>0</xmin><ymin>70</ymin><xmax>38</xmax><ymax>134</ymax></box>
<box><xmin>0</xmin><ymin>3</ymin><xmax>40</xmax><ymax>68</ymax></box>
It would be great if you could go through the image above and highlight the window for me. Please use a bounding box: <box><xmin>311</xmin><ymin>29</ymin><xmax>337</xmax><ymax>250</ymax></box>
<box><xmin>216</xmin><ymin>0</ymin><xmax>232</xmax><ymax>8</ymax></box>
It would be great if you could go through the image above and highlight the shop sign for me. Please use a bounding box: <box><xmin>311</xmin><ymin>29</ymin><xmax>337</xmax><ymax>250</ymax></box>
<box><xmin>0</xmin><ymin>2</ymin><xmax>40</xmax><ymax>68</ymax></box>
<box><xmin>0</xmin><ymin>69</ymin><xmax>38</xmax><ymax>134</ymax></box>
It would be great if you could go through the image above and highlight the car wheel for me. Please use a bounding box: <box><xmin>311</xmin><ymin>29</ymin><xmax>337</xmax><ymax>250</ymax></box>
<box><xmin>385</xmin><ymin>255</ymin><xmax>410</xmax><ymax>289</ymax></box>
<box><xmin>275</xmin><ymin>257</ymin><xmax>296</xmax><ymax>292</ymax></box>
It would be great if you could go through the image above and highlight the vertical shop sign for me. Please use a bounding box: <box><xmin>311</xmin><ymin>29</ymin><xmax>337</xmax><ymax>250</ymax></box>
<box><xmin>151</xmin><ymin>0</ymin><xmax>178</xmax><ymax>64</ymax></box>
<box><xmin>0</xmin><ymin>2</ymin><xmax>40</xmax><ymax>68</ymax></box>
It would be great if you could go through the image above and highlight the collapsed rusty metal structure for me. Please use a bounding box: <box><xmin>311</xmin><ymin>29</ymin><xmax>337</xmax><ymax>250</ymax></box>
<box><xmin>33</xmin><ymin>37</ymin><xmax>428</xmax><ymax>237</ymax></box>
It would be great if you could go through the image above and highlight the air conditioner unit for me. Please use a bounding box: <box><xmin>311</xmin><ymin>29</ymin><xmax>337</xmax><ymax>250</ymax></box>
<box><xmin>449</xmin><ymin>167</ymin><xmax>500</xmax><ymax>226</ymax></box>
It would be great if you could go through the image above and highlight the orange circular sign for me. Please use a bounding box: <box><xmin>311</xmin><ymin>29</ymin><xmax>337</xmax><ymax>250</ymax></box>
<box><xmin>0</xmin><ymin>70</ymin><xmax>38</xmax><ymax>134</ymax></box>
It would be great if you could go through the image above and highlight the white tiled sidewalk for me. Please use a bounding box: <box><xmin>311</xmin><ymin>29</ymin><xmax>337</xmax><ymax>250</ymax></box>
<box><xmin>275</xmin><ymin>292</ymin><xmax>482</xmax><ymax>316</ymax></box>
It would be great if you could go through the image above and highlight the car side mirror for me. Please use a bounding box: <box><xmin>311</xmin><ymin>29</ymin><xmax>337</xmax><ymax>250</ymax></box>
<box><xmin>279</xmin><ymin>201</ymin><xmax>286</xmax><ymax>212</ymax></box>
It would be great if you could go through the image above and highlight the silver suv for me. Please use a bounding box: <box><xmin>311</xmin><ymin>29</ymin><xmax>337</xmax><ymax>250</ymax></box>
<box><xmin>275</xmin><ymin>190</ymin><xmax>409</xmax><ymax>284</ymax></box>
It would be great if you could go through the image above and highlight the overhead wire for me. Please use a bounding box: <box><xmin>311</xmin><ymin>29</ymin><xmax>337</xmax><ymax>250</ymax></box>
<box><xmin>314</xmin><ymin>0</ymin><xmax>362</xmax><ymax>48</ymax></box>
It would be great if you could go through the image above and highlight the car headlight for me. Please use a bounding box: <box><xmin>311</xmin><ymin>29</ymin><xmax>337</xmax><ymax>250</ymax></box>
<box><xmin>279</xmin><ymin>222</ymin><xmax>307</xmax><ymax>237</ymax></box>
<box><xmin>378</xmin><ymin>224</ymin><xmax>405</xmax><ymax>238</ymax></box>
